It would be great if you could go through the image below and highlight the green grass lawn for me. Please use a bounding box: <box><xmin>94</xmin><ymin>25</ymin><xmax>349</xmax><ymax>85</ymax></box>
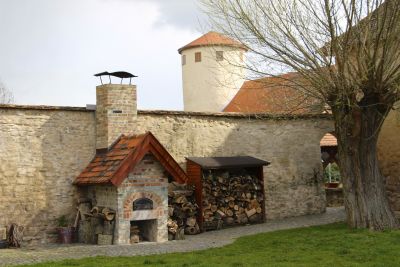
<box><xmin>19</xmin><ymin>223</ymin><xmax>400</xmax><ymax>267</ymax></box>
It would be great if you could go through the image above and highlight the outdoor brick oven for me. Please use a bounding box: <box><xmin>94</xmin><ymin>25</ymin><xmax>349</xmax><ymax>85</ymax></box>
<box><xmin>74</xmin><ymin>132</ymin><xmax>188</xmax><ymax>244</ymax></box>
<box><xmin>74</xmin><ymin>83</ymin><xmax>187</xmax><ymax>244</ymax></box>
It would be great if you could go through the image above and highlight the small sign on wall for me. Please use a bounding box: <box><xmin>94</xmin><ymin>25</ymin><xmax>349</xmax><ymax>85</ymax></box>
<box><xmin>0</xmin><ymin>227</ymin><xmax>6</xmax><ymax>240</ymax></box>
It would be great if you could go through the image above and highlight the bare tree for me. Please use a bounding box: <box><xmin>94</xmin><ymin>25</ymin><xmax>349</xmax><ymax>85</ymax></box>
<box><xmin>201</xmin><ymin>0</ymin><xmax>400</xmax><ymax>230</ymax></box>
<box><xmin>0</xmin><ymin>82</ymin><xmax>14</xmax><ymax>104</ymax></box>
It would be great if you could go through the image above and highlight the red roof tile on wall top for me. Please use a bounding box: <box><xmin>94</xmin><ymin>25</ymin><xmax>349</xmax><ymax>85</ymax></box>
<box><xmin>223</xmin><ymin>72</ymin><xmax>323</xmax><ymax>114</ymax></box>
<box><xmin>178</xmin><ymin>31</ymin><xmax>247</xmax><ymax>54</ymax></box>
<box><xmin>74</xmin><ymin>132</ymin><xmax>188</xmax><ymax>186</ymax></box>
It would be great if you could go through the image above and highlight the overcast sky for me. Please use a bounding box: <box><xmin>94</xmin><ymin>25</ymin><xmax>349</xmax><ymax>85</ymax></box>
<box><xmin>0</xmin><ymin>0</ymin><xmax>205</xmax><ymax>110</ymax></box>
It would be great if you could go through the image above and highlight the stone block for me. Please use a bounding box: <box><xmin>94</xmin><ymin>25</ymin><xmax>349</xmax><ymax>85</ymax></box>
<box><xmin>0</xmin><ymin>227</ymin><xmax>6</xmax><ymax>240</ymax></box>
<box><xmin>97</xmin><ymin>234</ymin><xmax>113</xmax><ymax>245</ymax></box>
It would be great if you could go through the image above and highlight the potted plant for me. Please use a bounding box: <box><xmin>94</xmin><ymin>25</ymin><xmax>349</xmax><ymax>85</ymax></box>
<box><xmin>324</xmin><ymin>163</ymin><xmax>341</xmax><ymax>189</ymax></box>
<box><xmin>56</xmin><ymin>215</ymin><xmax>73</xmax><ymax>244</ymax></box>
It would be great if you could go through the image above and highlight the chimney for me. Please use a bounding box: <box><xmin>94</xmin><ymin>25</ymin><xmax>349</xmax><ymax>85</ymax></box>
<box><xmin>96</xmin><ymin>84</ymin><xmax>137</xmax><ymax>150</ymax></box>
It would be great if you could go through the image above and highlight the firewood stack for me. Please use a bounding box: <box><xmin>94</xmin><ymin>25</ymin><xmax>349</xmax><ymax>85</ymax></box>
<box><xmin>77</xmin><ymin>200</ymin><xmax>116</xmax><ymax>244</ymax></box>
<box><xmin>202</xmin><ymin>171</ymin><xmax>264</xmax><ymax>229</ymax></box>
<box><xmin>130</xmin><ymin>225</ymin><xmax>141</xmax><ymax>243</ymax></box>
<box><xmin>90</xmin><ymin>206</ymin><xmax>116</xmax><ymax>221</ymax></box>
<box><xmin>7</xmin><ymin>224</ymin><xmax>24</xmax><ymax>248</ymax></box>
<box><xmin>168</xmin><ymin>182</ymin><xmax>200</xmax><ymax>240</ymax></box>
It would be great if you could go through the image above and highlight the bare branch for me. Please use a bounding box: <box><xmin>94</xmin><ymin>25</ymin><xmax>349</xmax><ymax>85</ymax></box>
<box><xmin>0</xmin><ymin>82</ymin><xmax>14</xmax><ymax>104</ymax></box>
<box><xmin>201</xmin><ymin>0</ymin><xmax>400</xmax><ymax>112</ymax></box>
<box><xmin>201</xmin><ymin>0</ymin><xmax>400</xmax><ymax>229</ymax></box>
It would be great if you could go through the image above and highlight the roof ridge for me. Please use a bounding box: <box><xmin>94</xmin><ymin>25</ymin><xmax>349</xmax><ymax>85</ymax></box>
<box><xmin>246</xmin><ymin>72</ymin><xmax>300</xmax><ymax>83</ymax></box>
<box><xmin>74</xmin><ymin>131</ymin><xmax>188</xmax><ymax>186</ymax></box>
<box><xmin>178</xmin><ymin>31</ymin><xmax>247</xmax><ymax>54</ymax></box>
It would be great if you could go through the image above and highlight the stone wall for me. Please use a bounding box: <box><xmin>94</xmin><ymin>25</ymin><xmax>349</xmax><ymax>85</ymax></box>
<box><xmin>135</xmin><ymin>111</ymin><xmax>333</xmax><ymax>220</ymax></box>
<box><xmin>88</xmin><ymin>186</ymin><xmax>118</xmax><ymax>210</ymax></box>
<box><xmin>325</xmin><ymin>188</ymin><xmax>344</xmax><ymax>207</ymax></box>
<box><xmin>0</xmin><ymin>106</ymin><xmax>95</xmax><ymax>244</ymax></box>
<box><xmin>378</xmin><ymin>106</ymin><xmax>400</xmax><ymax>217</ymax></box>
<box><xmin>0</xmin><ymin>105</ymin><xmax>333</xmax><ymax>244</ymax></box>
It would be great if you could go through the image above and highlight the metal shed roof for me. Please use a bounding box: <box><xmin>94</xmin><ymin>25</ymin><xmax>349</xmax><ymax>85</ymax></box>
<box><xmin>186</xmin><ymin>156</ymin><xmax>270</xmax><ymax>169</ymax></box>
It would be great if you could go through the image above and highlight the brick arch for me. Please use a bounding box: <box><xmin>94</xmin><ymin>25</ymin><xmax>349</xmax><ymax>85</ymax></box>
<box><xmin>123</xmin><ymin>191</ymin><xmax>164</xmax><ymax>219</ymax></box>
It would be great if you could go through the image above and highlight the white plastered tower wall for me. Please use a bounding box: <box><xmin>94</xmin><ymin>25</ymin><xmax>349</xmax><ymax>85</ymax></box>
<box><xmin>180</xmin><ymin>44</ymin><xmax>246</xmax><ymax>112</ymax></box>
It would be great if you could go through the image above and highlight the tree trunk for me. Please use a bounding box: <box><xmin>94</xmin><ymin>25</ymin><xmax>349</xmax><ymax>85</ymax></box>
<box><xmin>334</xmin><ymin>103</ymin><xmax>399</xmax><ymax>230</ymax></box>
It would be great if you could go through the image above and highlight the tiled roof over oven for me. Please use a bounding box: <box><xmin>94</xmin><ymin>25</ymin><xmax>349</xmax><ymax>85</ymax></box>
<box><xmin>74</xmin><ymin>132</ymin><xmax>188</xmax><ymax>186</ymax></box>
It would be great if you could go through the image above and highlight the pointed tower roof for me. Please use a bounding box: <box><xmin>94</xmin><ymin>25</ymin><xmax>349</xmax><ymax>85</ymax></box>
<box><xmin>74</xmin><ymin>132</ymin><xmax>188</xmax><ymax>186</ymax></box>
<box><xmin>178</xmin><ymin>31</ymin><xmax>247</xmax><ymax>54</ymax></box>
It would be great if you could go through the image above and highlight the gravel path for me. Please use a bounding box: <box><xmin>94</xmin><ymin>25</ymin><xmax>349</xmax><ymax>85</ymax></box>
<box><xmin>0</xmin><ymin>207</ymin><xmax>345</xmax><ymax>266</ymax></box>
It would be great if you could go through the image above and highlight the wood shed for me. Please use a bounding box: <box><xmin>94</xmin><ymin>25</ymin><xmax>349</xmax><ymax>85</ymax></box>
<box><xmin>186</xmin><ymin>156</ymin><xmax>270</xmax><ymax>231</ymax></box>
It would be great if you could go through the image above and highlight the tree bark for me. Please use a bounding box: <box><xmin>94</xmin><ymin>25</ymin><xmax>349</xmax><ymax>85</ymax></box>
<box><xmin>334</xmin><ymin>102</ymin><xmax>399</xmax><ymax>230</ymax></box>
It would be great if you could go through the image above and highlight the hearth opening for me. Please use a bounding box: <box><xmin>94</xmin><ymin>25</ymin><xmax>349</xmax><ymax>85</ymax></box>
<box><xmin>130</xmin><ymin>219</ymin><xmax>158</xmax><ymax>243</ymax></box>
<box><xmin>133</xmin><ymin>198</ymin><xmax>153</xmax><ymax>211</ymax></box>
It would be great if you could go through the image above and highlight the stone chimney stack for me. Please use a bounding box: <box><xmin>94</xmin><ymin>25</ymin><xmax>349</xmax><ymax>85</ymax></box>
<box><xmin>96</xmin><ymin>84</ymin><xmax>137</xmax><ymax>150</ymax></box>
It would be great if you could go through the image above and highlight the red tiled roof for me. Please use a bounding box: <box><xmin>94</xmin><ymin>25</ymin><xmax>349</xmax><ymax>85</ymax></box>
<box><xmin>74</xmin><ymin>132</ymin><xmax>188</xmax><ymax>186</ymax></box>
<box><xmin>223</xmin><ymin>73</ymin><xmax>323</xmax><ymax>114</ymax></box>
<box><xmin>178</xmin><ymin>31</ymin><xmax>247</xmax><ymax>54</ymax></box>
<box><xmin>320</xmin><ymin>133</ymin><xmax>338</xmax><ymax>147</ymax></box>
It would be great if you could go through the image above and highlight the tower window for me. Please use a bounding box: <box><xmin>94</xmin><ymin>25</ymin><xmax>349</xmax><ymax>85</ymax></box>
<box><xmin>182</xmin><ymin>55</ymin><xmax>186</xmax><ymax>66</ymax></box>
<box><xmin>195</xmin><ymin>52</ymin><xmax>202</xmax><ymax>62</ymax></box>
<box><xmin>216</xmin><ymin>51</ymin><xmax>224</xmax><ymax>61</ymax></box>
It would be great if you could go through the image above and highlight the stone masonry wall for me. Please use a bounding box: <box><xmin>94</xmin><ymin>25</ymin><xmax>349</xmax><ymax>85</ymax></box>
<box><xmin>1</xmin><ymin>103</ymin><xmax>399</xmax><ymax>245</ymax></box>
<box><xmin>135</xmin><ymin>111</ymin><xmax>333</xmax><ymax>220</ymax></box>
<box><xmin>0</xmin><ymin>107</ymin><xmax>95</xmax><ymax>244</ymax></box>
<box><xmin>88</xmin><ymin>186</ymin><xmax>118</xmax><ymax>210</ymax></box>
<box><xmin>0</xmin><ymin>106</ymin><xmax>333</xmax><ymax>244</ymax></box>
<box><xmin>378</xmin><ymin>106</ymin><xmax>400</xmax><ymax>217</ymax></box>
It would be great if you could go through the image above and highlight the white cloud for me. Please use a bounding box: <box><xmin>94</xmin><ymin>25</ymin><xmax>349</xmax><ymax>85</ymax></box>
<box><xmin>0</xmin><ymin>0</ymin><xmax>202</xmax><ymax>109</ymax></box>
<box><xmin>146</xmin><ymin>0</ymin><xmax>204</xmax><ymax>29</ymax></box>
<box><xmin>108</xmin><ymin>0</ymin><xmax>205</xmax><ymax>30</ymax></box>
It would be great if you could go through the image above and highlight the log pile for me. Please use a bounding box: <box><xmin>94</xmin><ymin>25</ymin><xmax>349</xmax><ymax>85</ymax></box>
<box><xmin>130</xmin><ymin>225</ymin><xmax>141</xmax><ymax>243</ymax></box>
<box><xmin>168</xmin><ymin>182</ymin><xmax>200</xmax><ymax>240</ymax></box>
<box><xmin>90</xmin><ymin>206</ymin><xmax>116</xmax><ymax>221</ymax></box>
<box><xmin>7</xmin><ymin>224</ymin><xmax>24</xmax><ymax>248</ymax></box>
<box><xmin>77</xmin><ymin>200</ymin><xmax>116</xmax><ymax>244</ymax></box>
<box><xmin>202</xmin><ymin>171</ymin><xmax>264</xmax><ymax>230</ymax></box>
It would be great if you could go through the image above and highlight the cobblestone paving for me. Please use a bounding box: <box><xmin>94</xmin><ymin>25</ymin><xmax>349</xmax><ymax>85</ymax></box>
<box><xmin>0</xmin><ymin>207</ymin><xmax>345</xmax><ymax>266</ymax></box>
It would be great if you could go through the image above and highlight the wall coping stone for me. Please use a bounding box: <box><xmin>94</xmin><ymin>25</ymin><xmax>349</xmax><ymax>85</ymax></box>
<box><xmin>0</xmin><ymin>104</ymin><xmax>93</xmax><ymax>112</ymax></box>
<box><xmin>0</xmin><ymin>104</ymin><xmax>333</xmax><ymax>120</ymax></box>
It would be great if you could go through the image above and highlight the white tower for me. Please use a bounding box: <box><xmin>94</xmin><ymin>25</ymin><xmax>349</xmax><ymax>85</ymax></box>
<box><xmin>178</xmin><ymin>32</ymin><xmax>247</xmax><ymax>112</ymax></box>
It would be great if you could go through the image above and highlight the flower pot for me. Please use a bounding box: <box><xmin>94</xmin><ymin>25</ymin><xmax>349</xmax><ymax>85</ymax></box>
<box><xmin>71</xmin><ymin>227</ymin><xmax>78</xmax><ymax>243</ymax></box>
<box><xmin>57</xmin><ymin>227</ymin><xmax>73</xmax><ymax>244</ymax></box>
<box><xmin>0</xmin><ymin>240</ymin><xmax>8</xmax><ymax>249</ymax></box>
<box><xmin>325</xmin><ymin>182</ymin><xmax>339</xmax><ymax>189</ymax></box>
